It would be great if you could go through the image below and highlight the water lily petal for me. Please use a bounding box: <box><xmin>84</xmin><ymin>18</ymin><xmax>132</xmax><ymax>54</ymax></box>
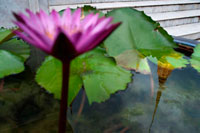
<box><xmin>14</xmin><ymin>21</ymin><xmax>52</xmax><ymax>51</ymax></box>
<box><xmin>71</xmin><ymin>32</ymin><xmax>82</xmax><ymax>44</ymax></box>
<box><xmin>14</xmin><ymin>12</ymin><xmax>45</xmax><ymax>35</ymax></box>
<box><xmin>77</xmin><ymin>22</ymin><xmax>121</xmax><ymax>54</ymax></box>
<box><xmin>13</xmin><ymin>15</ymin><xmax>54</xmax><ymax>48</ymax></box>
<box><xmin>71</xmin><ymin>8</ymin><xmax>81</xmax><ymax>29</ymax></box>
<box><xmin>51</xmin><ymin>9</ymin><xmax>61</xmax><ymax>26</ymax></box>
<box><xmin>62</xmin><ymin>8</ymin><xmax>72</xmax><ymax>28</ymax></box>
<box><xmin>13</xmin><ymin>30</ymin><xmax>50</xmax><ymax>53</ymax></box>
<box><xmin>37</xmin><ymin>10</ymin><xmax>55</xmax><ymax>35</ymax></box>
<box><xmin>25</xmin><ymin>9</ymin><xmax>44</xmax><ymax>32</ymax></box>
<box><xmin>13</xmin><ymin>8</ymin><xmax>121</xmax><ymax>61</ymax></box>
<box><xmin>82</xmin><ymin>13</ymin><xmax>99</xmax><ymax>31</ymax></box>
<box><xmin>91</xmin><ymin>17</ymin><xmax>113</xmax><ymax>34</ymax></box>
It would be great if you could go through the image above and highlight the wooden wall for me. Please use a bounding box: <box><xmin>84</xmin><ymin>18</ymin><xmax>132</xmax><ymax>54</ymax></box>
<box><xmin>0</xmin><ymin>0</ymin><xmax>48</xmax><ymax>28</ymax></box>
<box><xmin>0</xmin><ymin>0</ymin><xmax>152</xmax><ymax>28</ymax></box>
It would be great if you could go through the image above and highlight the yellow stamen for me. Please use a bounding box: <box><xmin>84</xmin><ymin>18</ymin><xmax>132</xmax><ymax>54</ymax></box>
<box><xmin>45</xmin><ymin>31</ymin><xmax>54</xmax><ymax>40</ymax></box>
<box><xmin>81</xmin><ymin>8</ymin><xmax>85</xmax><ymax>20</ymax></box>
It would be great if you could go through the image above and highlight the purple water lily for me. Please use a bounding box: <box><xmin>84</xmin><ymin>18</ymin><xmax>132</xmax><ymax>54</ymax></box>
<box><xmin>13</xmin><ymin>8</ymin><xmax>120</xmax><ymax>61</ymax></box>
<box><xmin>13</xmin><ymin>8</ymin><xmax>120</xmax><ymax>133</ymax></box>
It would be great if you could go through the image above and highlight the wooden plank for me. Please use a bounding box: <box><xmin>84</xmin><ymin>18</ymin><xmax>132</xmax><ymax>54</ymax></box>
<box><xmin>148</xmin><ymin>9</ymin><xmax>200</xmax><ymax>21</ymax></box>
<box><xmin>0</xmin><ymin>0</ymin><xmax>29</xmax><ymax>28</ymax></box>
<box><xmin>92</xmin><ymin>0</ymin><xmax>140</xmax><ymax>3</ymax></box>
<box><xmin>49</xmin><ymin>0</ymin><xmax>91</xmax><ymax>6</ymax></box>
<box><xmin>28</xmin><ymin>0</ymin><xmax>40</xmax><ymax>12</ymax></box>
<box><xmin>165</xmin><ymin>23</ymin><xmax>200</xmax><ymax>37</ymax></box>
<box><xmin>38</xmin><ymin>0</ymin><xmax>49</xmax><ymax>13</ymax></box>
<box><xmin>49</xmin><ymin>0</ymin><xmax>200</xmax><ymax>11</ymax></box>
<box><xmin>0</xmin><ymin>0</ymin><xmax>48</xmax><ymax>28</ymax></box>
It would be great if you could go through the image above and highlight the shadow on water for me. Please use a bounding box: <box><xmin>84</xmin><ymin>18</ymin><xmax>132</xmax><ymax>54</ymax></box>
<box><xmin>0</xmin><ymin>68</ymin><xmax>73</xmax><ymax>132</ymax></box>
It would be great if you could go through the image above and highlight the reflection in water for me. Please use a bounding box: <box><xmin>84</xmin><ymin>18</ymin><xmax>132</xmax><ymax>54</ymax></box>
<box><xmin>149</xmin><ymin>62</ymin><xmax>173</xmax><ymax>132</ymax></box>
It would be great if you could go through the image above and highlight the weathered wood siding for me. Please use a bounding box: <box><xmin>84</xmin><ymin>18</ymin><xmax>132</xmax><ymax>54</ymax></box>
<box><xmin>0</xmin><ymin>0</ymin><xmax>48</xmax><ymax>28</ymax></box>
<box><xmin>48</xmin><ymin>0</ymin><xmax>151</xmax><ymax>5</ymax></box>
<box><xmin>49</xmin><ymin>0</ymin><xmax>91</xmax><ymax>5</ymax></box>
<box><xmin>0</xmin><ymin>0</ymin><xmax>154</xmax><ymax>28</ymax></box>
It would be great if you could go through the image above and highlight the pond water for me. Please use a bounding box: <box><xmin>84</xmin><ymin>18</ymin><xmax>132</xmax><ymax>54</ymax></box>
<box><xmin>70</xmin><ymin>61</ymin><xmax>200</xmax><ymax>133</ymax></box>
<box><xmin>0</xmin><ymin>59</ymin><xmax>200</xmax><ymax>133</ymax></box>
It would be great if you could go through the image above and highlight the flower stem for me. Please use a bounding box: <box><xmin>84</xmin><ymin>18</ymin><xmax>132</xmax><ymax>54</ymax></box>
<box><xmin>59</xmin><ymin>60</ymin><xmax>70</xmax><ymax>133</ymax></box>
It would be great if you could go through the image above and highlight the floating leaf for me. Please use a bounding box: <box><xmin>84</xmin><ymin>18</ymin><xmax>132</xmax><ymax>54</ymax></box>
<box><xmin>104</xmin><ymin>8</ymin><xmax>179</xmax><ymax>73</ymax></box>
<box><xmin>148</xmin><ymin>52</ymin><xmax>189</xmax><ymax>69</ymax></box>
<box><xmin>36</xmin><ymin>48</ymin><xmax>131</xmax><ymax>105</ymax></box>
<box><xmin>0</xmin><ymin>50</ymin><xmax>24</xmax><ymax>78</ymax></box>
<box><xmin>0</xmin><ymin>38</ymin><xmax>30</xmax><ymax>61</ymax></box>
<box><xmin>166</xmin><ymin>56</ymin><xmax>188</xmax><ymax>68</ymax></box>
<box><xmin>115</xmin><ymin>50</ymin><xmax>151</xmax><ymax>74</ymax></box>
<box><xmin>105</xmin><ymin>8</ymin><xmax>177</xmax><ymax>57</ymax></box>
<box><xmin>191</xmin><ymin>44</ymin><xmax>200</xmax><ymax>72</ymax></box>
<box><xmin>0</xmin><ymin>28</ymin><xmax>16</xmax><ymax>44</ymax></box>
<box><xmin>36</xmin><ymin>56</ymin><xmax>82</xmax><ymax>105</ymax></box>
<box><xmin>0</xmin><ymin>32</ymin><xmax>30</xmax><ymax>78</ymax></box>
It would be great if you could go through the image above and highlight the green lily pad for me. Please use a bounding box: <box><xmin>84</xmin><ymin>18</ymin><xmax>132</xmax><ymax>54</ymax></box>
<box><xmin>148</xmin><ymin>53</ymin><xmax>189</xmax><ymax>69</ymax></box>
<box><xmin>36</xmin><ymin>48</ymin><xmax>131</xmax><ymax>105</ymax></box>
<box><xmin>104</xmin><ymin>8</ymin><xmax>181</xmax><ymax>73</ymax></box>
<box><xmin>36</xmin><ymin>56</ymin><xmax>82</xmax><ymax>105</ymax></box>
<box><xmin>166</xmin><ymin>56</ymin><xmax>188</xmax><ymax>68</ymax></box>
<box><xmin>0</xmin><ymin>28</ymin><xmax>16</xmax><ymax>44</ymax></box>
<box><xmin>115</xmin><ymin>49</ymin><xmax>151</xmax><ymax>74</ymax></box>
<box><xmin>0</xmin><ymin>29</ymin><xmax>30</xmax><ymax>78</ymax></box>
<box><xmin>191</xmin><ymin>44</ymin><xmax>200</xmax><ymax>72</ymax></box>
<box><xmin>0</xmin><ymin>38</ymin><xmax>30</xmax><ymax>61</ymax></box>
<box><xmin>0</xmin><ymin>50</ymin><xmax>24</xmax><ymax>78</ymax></box>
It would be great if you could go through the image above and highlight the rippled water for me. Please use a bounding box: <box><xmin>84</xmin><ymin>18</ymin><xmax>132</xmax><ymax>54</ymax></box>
<box><xmin>0</xmin><ymin>60</ymin><xmax>200</xmax><ymax>133</ymax></box>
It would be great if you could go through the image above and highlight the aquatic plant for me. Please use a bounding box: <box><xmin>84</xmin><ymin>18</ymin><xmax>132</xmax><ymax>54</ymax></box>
<box><xmin>191</xmin><ymin>44</ymin><xmax>200</xmax><ymax>72</ymax></box>
<box><xmin>0</xmin><ymin>28</ymin><xmax>30</xmax><ymax>78</ymax></box>
<box><xmin>0</xmin><ymin>5</ymin><xmax>196</xmax><ymax>132</ymax></box>
<box><xmin>13</xmin><ymin>8</ymin><xmax>120</xmax><ymax>133</ymax></box>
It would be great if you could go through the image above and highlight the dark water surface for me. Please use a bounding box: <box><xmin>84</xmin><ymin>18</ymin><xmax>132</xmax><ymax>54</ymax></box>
<box><xmin>0</xmin><ymin>61</ymin><xmax>200</xmax><ymax>133</ymax></box>
<box><xmin>70</xmin><ymin>61</ymin><xmax>200</xmax><ymax>133</ymax></box>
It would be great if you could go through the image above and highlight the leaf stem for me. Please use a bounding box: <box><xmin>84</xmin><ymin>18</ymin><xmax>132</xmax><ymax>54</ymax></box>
<box><xmin>59</xmin><ymin>60</ymin><xmax>70</xmax><ymax>133</ymax></box>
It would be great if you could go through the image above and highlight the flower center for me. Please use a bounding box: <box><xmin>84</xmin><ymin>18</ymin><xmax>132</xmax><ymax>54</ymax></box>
<box><xmin>45</xmin><ymin>31</ymin><xmax>54</xmax><ymax>40</ymax></box>
<box><xmin>70</xmin><ymin>27</ymin><xmax>81</xmax><ymax>35</ymax></box>
<box><xmin>63</xmin><ymin>25</ymin><xmax>82</xmax><ymax>35</ymax></box>
<box><xmin>81</xmin><ymin>9</ymin><xmax>85</xmax><ymax>20</ymax></box>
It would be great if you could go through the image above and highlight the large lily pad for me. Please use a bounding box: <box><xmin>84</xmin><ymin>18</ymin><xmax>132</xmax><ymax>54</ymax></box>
<box><xmin>0</xmin><ymin>28</ymin><xmax>30</xmax><ymax>78</ymax></box>
<box><xmin>35</xmin><ymin>56</ymin><xmax>82</xmax><ymax>106</ymax></box>
<box><xmin>0</xmin><ymin>38</ymin><xmax>30</xmax><ymax>61</ymax></box>
<box><xmin>36</xmin><ymin>48</ymin><xmax>131</xmax><ymax>105</ymax></box>
<box><xmin>0</xmin><ymin>50</ymin><xmax>24</xmax><ymax>78</ymax></box>
<box><xmin>105</xmin><ymin>8</ymin><xmax>177</xmax><ymax>57</ymax></box>
<box><xmin>104</xmin><ymin>8</ymin><xmax>187</xmax><ymax>72</ymax></box>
